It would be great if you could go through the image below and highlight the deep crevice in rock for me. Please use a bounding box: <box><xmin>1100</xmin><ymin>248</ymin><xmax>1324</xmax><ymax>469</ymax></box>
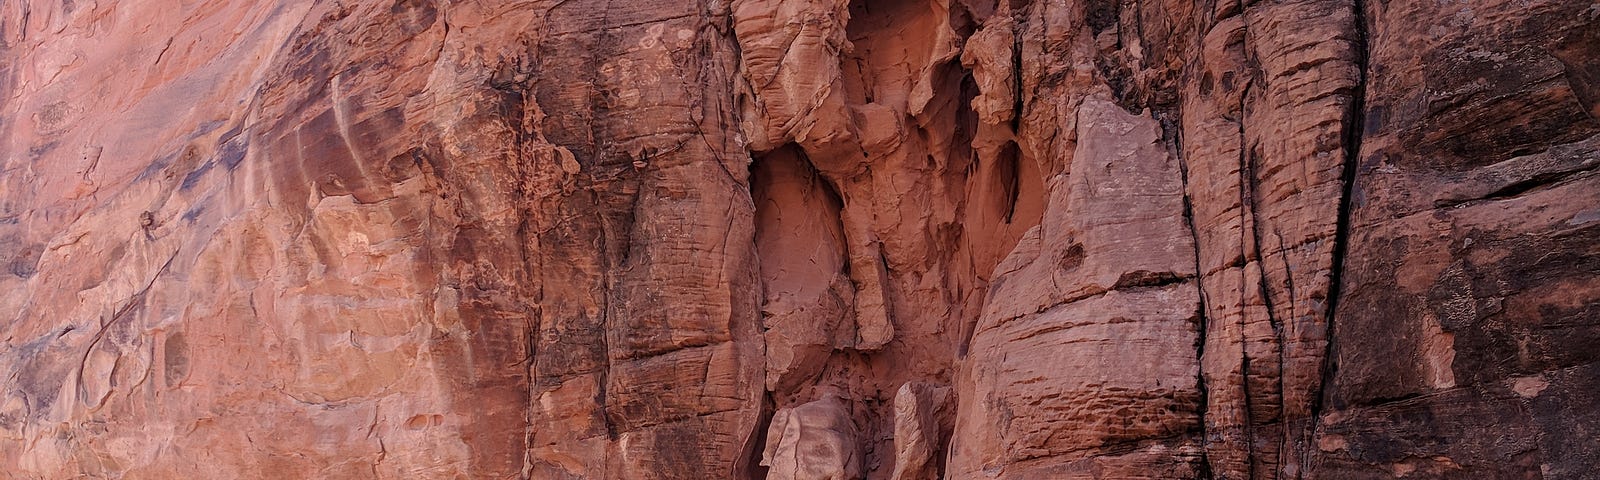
<box><xmin>1318</xmin><ymin>0</ymin><xmax>1370</xmax><ymax>421</ymax></box>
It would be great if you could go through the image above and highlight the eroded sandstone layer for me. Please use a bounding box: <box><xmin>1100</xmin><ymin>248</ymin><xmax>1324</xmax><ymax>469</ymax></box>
<box><xmin>1</xmin><ymin>0</ymin><xmax>1596</xmax><ymax>478</ymax></box>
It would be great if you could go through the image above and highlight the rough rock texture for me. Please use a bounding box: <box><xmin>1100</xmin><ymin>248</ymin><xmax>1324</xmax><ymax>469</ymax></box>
<box><xmin>1</xmin><ymin>0</ymin><xmax>1596</xmax><ymax>479</ymax></box>
<box><xmin>948</xmin><ymin>95</ymin><xmax>1205</xmax><ymax>478</ymax></box>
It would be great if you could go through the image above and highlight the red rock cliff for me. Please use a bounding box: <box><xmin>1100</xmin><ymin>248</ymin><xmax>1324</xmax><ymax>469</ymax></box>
<box><xmin>1</xmin><ymin>0</ymin><xmax>1597</xmax><ymax>478</ymax></box>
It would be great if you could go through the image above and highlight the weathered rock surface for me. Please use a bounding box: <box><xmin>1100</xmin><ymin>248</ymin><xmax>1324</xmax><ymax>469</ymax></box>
<box><xmin>762</xmin><ymin>394</ymin><xmax>862</xmax><ymax>480</ymax></box>
<box><xmin>1</xmin><ymin>0</ymin><xmax>1595</xmax><ymax>478</ymax></box>
<box><xmin>948</xmin><ymin>95</ymin><xmax>1205</xmax><ymax>478</ymax></box>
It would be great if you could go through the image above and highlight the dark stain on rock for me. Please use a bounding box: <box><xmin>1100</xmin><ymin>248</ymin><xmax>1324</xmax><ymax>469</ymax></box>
<box><xmin>1528</xmin><ymin>363</ymin><xmax>1600</xmax><ymax>477</ymax></box>
<box><xmin>189</xmin><ymin>119</ymin><xmax>227</xmax><ymax>139</ymax></box>
<box><xmin>6</xmin><ymin>243</ymin><xmax>42</xmax><ymax>278</ymax></box>
<box><xmin>133</xmin><ymin>150</ymin><xmax>179</xmax><ymax>183</ymax></box>
<box><xmin>1363</xmin><ymin>104</ymin><xmax>1387</xmax><ymax>135</ymax></box>
<box><xmin>163</xmin><ymin>332</ymin><xmax>189</xmax><ymax>387</ymax></box>
<box><xmin>1084</xmin><ymin>0</ymin><xmax>1119</xmax><ymax>34</ymax></box>
<box><xmin>36</xmin><ymin>101</ymin><xmax>71</xmax><ymax>131</ymax></box>
<box><xmin>217</xmin><ymin>124</ymin><xmax>250</xmax><ymax>170</ymax></box>
<box><xmin>28</xmin><ymin>140</ymin><xmax>59</xmax><ymax>159</ymax></box>
<box><xmin>1409</xmin><ymin>47</ymin><xmax>1599</xmax><ymax>170</ymax></box>
<box><xmin>384</xmin><ymin>147</ymin><xmax>426</xmax><ymax>183</ymax></box>
<box><xmin>11</xmin><ymin>338</ymin><xmax>67</xmax><ymax>419</ymax></box>
<box><xmin>180</xmin><ymin>160</ymin><xmax>216</xmax><ymax>191</ymax></box>
<box><xmin>1059</xmin><ymin>243</ymin><xmax>1086</xmax><ymax>270</ymax></box>
<box><xmin>1113</xmin><ymin>270</ymin><xmax>1188</xmax><ymax>290</ymax></box>
<box><xmin>182</xmin><ymin>203</ymin><xmax>207</xmax><ymax>223</ymax></box>
<box><xmin>390</xmin><ymin>0</ymin><xmax>438</xmax><ymax>36</ymax></box>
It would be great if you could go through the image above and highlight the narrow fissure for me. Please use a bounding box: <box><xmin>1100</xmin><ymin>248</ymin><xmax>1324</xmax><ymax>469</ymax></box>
<box><xmin>506</xmin><ymin>79</ymin><xmax>542</xmax><ymax>480</ymax></box>
<box><xmin>1234</xmin><ymin>77</ymin><xmax>1260</xmax><ymax>479</ymax></box>
<box><xmin>483</xmin><ymin>50</ymin><xmax>545</xmax><ymax>477</ymax></box>
<box><xmin>1170</xmin><ymin>109</ymin><xmax>1214</xmax><ymax>480</ymax></box>
<box><xmin>1432</xmin><ymin>164</ymin><xmax>1600</xmax><ymax>209</ymax></box>
<box><xmin>588</xmin><ymin>3</ymin><xmax>629</xmax><ymax>445</ymax></box>
<box><xmin>1250</xmin><ymin>122</ymin><xmax>1293</xmax><ymax>480</ymax></box>
<box><xmin>739</xmin><ymin>392</ymin><xmax>776</xmax><ymax>480</ymax></box>
<box><xmin>1009</xmin><ymin>24</ymin><xmax>1025</xmax><ymax>132</ymax></box>
<box><xmin>1314</xmin><ymin>0</ymin><xmax>1371</xmax><ymax>428</ymax></box>
<box><xmin>997</xmin><ymin>141</ymin><xmax>1022</xmax><ymax>223</ymax></box>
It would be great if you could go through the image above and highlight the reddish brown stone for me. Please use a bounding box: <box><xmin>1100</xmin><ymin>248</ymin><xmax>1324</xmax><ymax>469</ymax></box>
<box><xmin>2</xmin><ymin>0</ymin><xmax>1596</xmax><ymax>478</ymax></box>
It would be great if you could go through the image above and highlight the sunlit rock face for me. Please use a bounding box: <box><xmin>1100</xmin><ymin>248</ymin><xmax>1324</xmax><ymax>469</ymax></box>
<box><xmin>1</xmin><ymin>0</ymin><xmax>1596</xmax><ymax>478</ymax></box>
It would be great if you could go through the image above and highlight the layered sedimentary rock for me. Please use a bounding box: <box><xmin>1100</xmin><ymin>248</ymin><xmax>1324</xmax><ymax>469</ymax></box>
<box><xmin>1</xmin><ymin>0</ymin><xmax>1596</xmax><ymax>479</ymax></box>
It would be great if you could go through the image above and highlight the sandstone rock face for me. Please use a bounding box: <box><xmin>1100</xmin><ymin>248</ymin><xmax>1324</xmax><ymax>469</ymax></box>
<box><xmin>1</xmin><ymin>0</ymin><xmax>1595</xmax><ymax>479</ymax></box>
<box><xmin>762</xmin><ymin>394</ymin><xmax>862</xmax><ymax>480</ymax></box>
<box><xmin>947</xmin><ymin>95</ymin><xmax>1206</xmax><ymax>478</ymax></box>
